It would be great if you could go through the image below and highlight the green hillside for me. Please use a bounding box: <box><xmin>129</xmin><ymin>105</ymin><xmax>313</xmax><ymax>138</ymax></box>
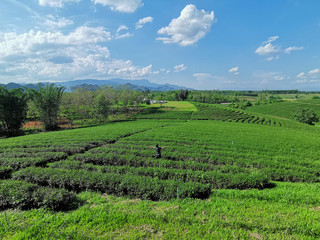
<box><xmin>2</xmin><ymin>111</ymin><xmax>320</xmax><ymax>238</ymax></box>
<box><xmin>246</xmin><ymin>99</ymin><xmax>320</xmax><ymax>121</ymax></box>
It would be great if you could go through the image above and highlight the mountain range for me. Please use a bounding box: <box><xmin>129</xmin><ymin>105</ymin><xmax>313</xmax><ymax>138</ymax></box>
<box><xmin>0</xmin><ymin>79</ymin><xmax>191</xmax><ymax>92</ymax></box>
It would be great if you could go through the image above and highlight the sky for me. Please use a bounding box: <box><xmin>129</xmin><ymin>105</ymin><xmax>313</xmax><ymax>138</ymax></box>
<box><xmin>0</xmin><ymin>0</ymin><xmax>320</xmax><ymax>90</ymax></box>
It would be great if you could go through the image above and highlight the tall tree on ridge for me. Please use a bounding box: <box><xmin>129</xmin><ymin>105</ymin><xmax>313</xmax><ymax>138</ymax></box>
<box><xmin>0</xmin><ymin>87</ymin><xmax>28</xmax><ymax>137</ymax></box>
<box><xmin>29</xmin><ymin>83</ymin><xmax>65</xmax><ymax>131</ymax></box>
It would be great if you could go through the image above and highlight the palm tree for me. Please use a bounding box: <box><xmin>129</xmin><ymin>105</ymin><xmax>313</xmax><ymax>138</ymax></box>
<box><xmin>29</xmin><ymin>83</ymin><xmax>65</xmax><ymax>131</ymax></box>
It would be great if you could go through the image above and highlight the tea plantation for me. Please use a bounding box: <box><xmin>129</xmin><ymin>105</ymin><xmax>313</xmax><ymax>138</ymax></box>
<box><xmin>1</xmin><ymin>102</ymin><xmax>320</xmax><ymax>239</ymax></box>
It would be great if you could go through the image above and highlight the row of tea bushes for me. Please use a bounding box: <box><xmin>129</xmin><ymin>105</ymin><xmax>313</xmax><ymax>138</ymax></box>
<box><xmin>49</xmin><ymin>160</ymin><xmax>270</xmax><ymax>190</ymax></box>
<box><xmin>0</xmin><ymin>180</ymin><xmax>78</xmax><ymax>211</ymax></box>
<box><xmin>13</xmin><ymin>167</ymin><xmax>212</xmax><ymax>201</ymax></box>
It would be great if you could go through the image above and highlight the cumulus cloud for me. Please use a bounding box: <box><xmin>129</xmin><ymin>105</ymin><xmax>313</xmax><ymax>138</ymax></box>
<box><xmin>255</xmin><ymin>36</ymin><xmax>304</xmax><ymax>61</ymax></box>
<box><xmin>157</xmin><ymin>4</ymin><xmax>214</xmax><ymax>46</ymax></box>
<box><xmin>136</xmin><ymin>16</ymin><xmax>153</xmax><ymax>29</ymax></box>
<box><xmin>193</xmin><ymin>73</ymin><xmax>212</xmax><ymax>81</ymax></box>
<box><xmin>44</xmin><ymin>15</ymin><xmax>74</xmax><ymax>29</ymax></box>
<box><xmin>297</xmin><ymin>72</ymin><xmax>306</xmax><ymax>78</ymax></box>
<box><xmin>0</xmin><ymin>26</ymin><xmax>155</xmax><ymax>82</ymax></box>
<box><xmin>296</xmin><ymin>69</ymin><xmax>320</xmax><ymax>83</ymax></box>
<box><xmin>107</xmin><ymin>62</ymin><xmax>158</xmax><ymax>78</ymax></box>
<box><xmin>228</xmin><ymin>66</ymin><xmax>239</xmax><ymax>75</ymax></box>
<box><xmin>115</xmin><ymin>25</ymin><xmax>133</xmax><ymax>39</ymax></box>
<box><xmin>39</xmin><ymin>0</ymin><xmax>80</xmax><ymax>8</ymax></box>
<box><xmin>264</xmin><ymin>36</ymin><xmax>279</xmax><ymax>43</ymax></box>
<box><xmin>308</xmin><ymin>68</ymin><xmax>320</xmax><ymax>75</ymax></box>
<box><xmin>0</xmin><ymin>27</ymin><xmax>110</xmax><ymax>58</ymax></box>
<box><xmin>174</xmin><ymin>64</ymin><xmax>187</xmax><ymax>72</ymax></box>
<box><xmin>255</xmin><ymin>43</ymin><xmax>279</xmax><ymax>56</ymax></box>
<box><xmin>274</xmin><ymin>75</ymin><xmax>284</xmax><ymax>81</ymax></box>
<box><xmin>92</xmin><ymin>0</ymin><xmax>143</xmax><ymax>13</ymax></box>
<box><xmin>284</xmin><ymin>46</ymin><xmax>304</xmax><ymax>54</ymax></box>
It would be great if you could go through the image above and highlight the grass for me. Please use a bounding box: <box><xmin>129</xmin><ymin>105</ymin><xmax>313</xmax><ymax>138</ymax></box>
<box><xmin>247</xmin><ymin>99</ymin><xmax>320</xmax><ymax>121</ymax></box>
<box><xmin>2</xmin><ymin>182</ymin><xmax>320</xmax><ymax>239</ymax></box>
<box><xmin>2</xmin><ymin>101</ymin><xmax>320</xmax><ymax>239</ymax></box>
<box><xmin>142</xmin><ymin>101</ymin><xmax>198</xmax><ymax>112</ymax></box>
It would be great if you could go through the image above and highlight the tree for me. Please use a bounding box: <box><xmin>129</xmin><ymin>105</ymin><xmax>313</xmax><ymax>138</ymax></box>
<box><xmin>94</xmin><ymin>93</ymin><xmax>110</xmax><ymax>121</ymax></box>
<box><xmin>179</xmin><ymin>89</ymin><xmax>189</xmax><ymax>101</ymax></box>
<box><xmin>0</xmin><ymin>87</ymin><xmax>28</xmax><ymax>137</ymax></box>
<box><xmin>29</xmin><ymin>84</ymin><xmax>65</xmax><ymax>131</ymax></box>
<box><xmin>294</xmin><ymin>108</ymin><xmax>319</xmax><ymax>125</ymax></box>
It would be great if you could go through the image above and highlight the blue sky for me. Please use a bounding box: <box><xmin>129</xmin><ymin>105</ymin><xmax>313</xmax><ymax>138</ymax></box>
<box><xmin>0</xmin><ymin>0</ymin><xmax>320</xmax><ymax>90</ymax></box>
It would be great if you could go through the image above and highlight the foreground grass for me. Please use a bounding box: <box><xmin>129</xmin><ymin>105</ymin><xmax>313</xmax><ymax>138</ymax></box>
<box><xmin>2</xmin><ymin>182</ymin><xmax>320</xmax><ymax>239</ymax></box>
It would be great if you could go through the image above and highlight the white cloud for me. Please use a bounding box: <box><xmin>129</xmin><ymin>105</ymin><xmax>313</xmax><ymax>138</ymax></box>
<box><xmin>255</xmin><ymin>43</ymin><xmax>279</xmax><ymax>56</ymax></box>
<box><xmin>274</xmin><ymin>75</ymin><xmax>284</xmax><ymax>81</ymax></box>
<box><xmin>297</xmin><ymin>72</ymin><xmax>306</xmax><ymax>78</ymax></box>
<box><xmin>39</xmin><ymin>0</ymin><xmax>80</xmax><ymax>8</ymax></box>
<box><xmin>116</xmin><ymin>25</ymin><xmax>128</xmax><ymax>33</ymax></box>
<box><xmin>115</xmin><ymin>25</ymin><xmax>133</xmax><ymax>39</ymax></box>
<box><xmin>193</xmin><ymin>73</ymin><xmax>212</xmax><ymax>81</ymax></box>
<box><xmin>284</xmin><ymin>46</ymin><xmax>304</xmax><ymax>54</ymax></box>
<box><xmin>107</xmin><ymin>62</ymin><xmax>158</xmax><ymax>78</ymax></box>
<box><xmin>256</xmin><ymin>36</ymin><xmax>304</xmax><ymax>61</ymax></box>
<box><xmin>44</xmin><ymin>15</ymin><xmax>74</xmax><ymax>29</ymax></box>
<box><xmin>92</xmin><ymin>0</ymin><xmax>143</xmax><ymax>13</ymax></box>
<box><xmin>308</xmin><ymin>68</ymin><xmax>320</xmax><ymax>75</ymax></box>
<box><xmin>136</xmin><ymin>16</ymin><xmax>153</xmax><ymax>29</ymax></box>
<box><xmin>265</xmin><ymin>36</ymin><xmax>279</xmax><ymax>43</ymax></box>
<box><xmin>252</xmin><ymin>71</ymin><xmax>288</xmax><ymax>86</ymax></box>
<box><xmin>296</xmin><ymin>69</ymin><xmax>320</xmax><ymax>83</ymax></box>
<box><xmin>228</xmin><ymin>66</ymin><xmax>239</xmax><ymax>75</ymax></box>
<box><xmin>174</xmin><ymin>64</ymin><xmax>187</xmax><ymax>72</ymax></box>
<box><xmin>0</xmin><ymin>26</ymin><xmax>154</xmax><ymax>82</ymax></box>
<box><xmin>157</xmin><ymin>4</ymin><xmax>214</xmax><ymax>46</ymax></box>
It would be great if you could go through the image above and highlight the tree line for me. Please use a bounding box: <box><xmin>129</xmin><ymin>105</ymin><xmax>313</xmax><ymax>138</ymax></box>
<box><xmin>0</xmin><ymin>84</ymin><xmax>151</xmax><ymax>137</ymax></box>
<box><xmin>2</xmin><ymin>84</ymin><xmax>318</xmax><ymax>138</ymax></box>
<box><xmin>0</xmin><ymin>84</ymin><xmax>64</xmax><ymax>137</ymax></box>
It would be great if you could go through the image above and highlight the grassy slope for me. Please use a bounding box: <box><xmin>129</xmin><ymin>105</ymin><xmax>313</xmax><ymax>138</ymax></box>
<box><xmin>2</xmin><ymin>103</ymin><xmax>320</xmax><ymax>239</ymax></box>
<box><xmin>246</xmin><ymin>99</ymin><xmax>320</xmax><ymax>120</ymax></box>
<box><xmin>145</xmin><ymin>101</ymin><xmax>198</xmax><ymax>112</ymax></box>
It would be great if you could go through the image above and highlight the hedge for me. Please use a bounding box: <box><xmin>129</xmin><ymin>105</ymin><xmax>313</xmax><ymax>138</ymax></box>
<box><xmin>0</xmin><ymin>180</ymin><xmax>79</xmax><ymax>211</ymax></box>
<box><xmin>13</xmin><ymin>167</ymin><xmax>212</xmax><ymax>201</ymax></box>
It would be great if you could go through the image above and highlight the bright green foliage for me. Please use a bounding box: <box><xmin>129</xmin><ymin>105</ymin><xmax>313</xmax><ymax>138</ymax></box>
<box><xmin>0</xmin><ymin>180</ymin><xmax>78</xmax><ymax>211</ymax></box>
<box><xmin>28</xmin><ymin>83</ymin><xmax>65</xmax><ymax>131</ymax></box>
<box><xmin>2</xmin><ymin>183</ymin><xmax>320</xmax><ymax>239</ymax></box>
<box><xmin>247</xmin><ymin>99</ymin><xmax>320</xmax><ymax>121</ymax></box>
<box><xmin>2</xmin><ymin>117</ymin><xmax>320</xmax><ymax>238</ymax></box>
<box><xmin>0</xmin><ymin>87</ymin><xmax>28</xmax><ymax>137</ymax></box>
<box><xmin>294</xmin><ymin>108</ymin><xmax>319</xmax><ymax>125</ymax></box>
<box><xmin>13</xmin><ymin>167</ymin><xmax>211</xmax><ymax>200</ymax></box>
<box><xmin>93</xmin><ymin>93</ymin><xmax>110</xmax><ymax>121</ymax></box>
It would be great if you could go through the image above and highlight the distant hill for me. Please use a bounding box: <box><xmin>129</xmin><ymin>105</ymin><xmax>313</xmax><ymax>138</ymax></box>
<box><xmin>56</xmin><ymin>79</ymin><xmax>191</xmax><ymax>92</ymax></box>
<box><xmin>1</xmin><ymin>79</ymin><xmax>191</xmax><ymax>92</ymax></box>
<box><xmin>1</xmin><ymin>82</ymin><xmax>44</xmax><ymax>90</ymax></box>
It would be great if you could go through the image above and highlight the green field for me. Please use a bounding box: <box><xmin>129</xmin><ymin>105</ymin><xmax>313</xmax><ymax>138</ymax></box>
<box><xmin>146</xmin><ymin>101</ymin><xmax>198</xmax><ymax>112</ymax></box>
<box><xmin>2</xmin><ymin>102</ymin><xmax>320</xmax><ymax>239</ymax></box>
<box><xmin>247</xmin><ymin>99</ymin><xmax>320</xmax><ymax>121</ymax></box>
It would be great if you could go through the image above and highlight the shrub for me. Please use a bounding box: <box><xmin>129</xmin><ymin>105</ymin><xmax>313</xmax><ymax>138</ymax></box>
<box><xmin>0</xmin><ymin>180</ymin><xmax>79</xmax><ymax>211</ymax></box>
<box><xmin>13</xmin><ymin>167</ymin><xmax>212</xmax><ymax>201</ymax></box>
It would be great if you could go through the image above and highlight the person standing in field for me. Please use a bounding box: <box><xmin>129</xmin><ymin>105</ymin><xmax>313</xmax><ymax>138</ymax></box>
<box><xmin>147</xmin><ymin>144</ymin><xmax>168</xmax><ymax>159</ymax></box>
